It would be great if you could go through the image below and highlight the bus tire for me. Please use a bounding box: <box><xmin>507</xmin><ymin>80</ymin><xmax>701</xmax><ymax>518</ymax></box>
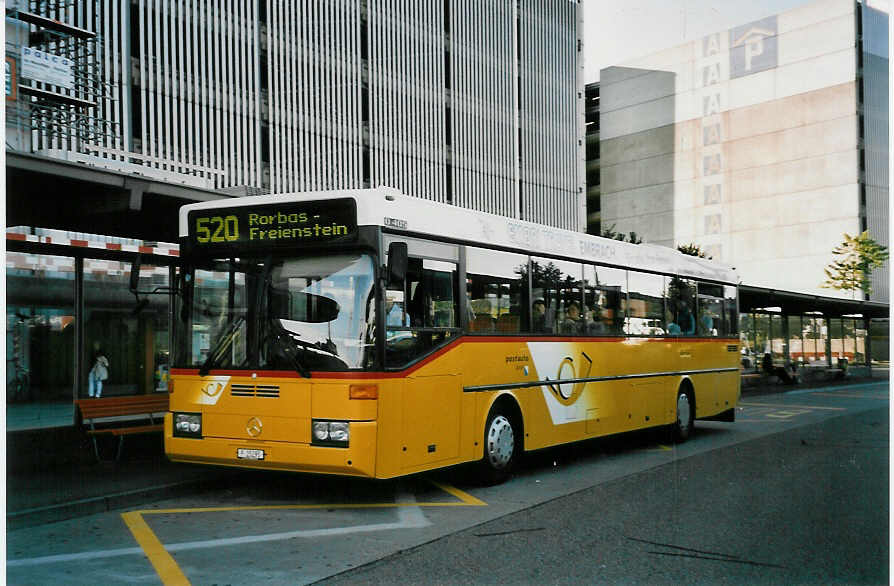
<box><xmin>673</xmin><ymin>386</ymin><xmax>694</xmax><ymax>442</ymax></box>
<box><xmin>479</xmin><ymin>405</ymin><xmax>519</xmax><ymax>485</ymax></box>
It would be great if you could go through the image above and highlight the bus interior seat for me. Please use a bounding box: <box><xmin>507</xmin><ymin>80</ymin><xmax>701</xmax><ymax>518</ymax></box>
<box><xmin>496</xmin><ymin>314</ymin><xmax>520</xmax><ymax>332</ymax></box>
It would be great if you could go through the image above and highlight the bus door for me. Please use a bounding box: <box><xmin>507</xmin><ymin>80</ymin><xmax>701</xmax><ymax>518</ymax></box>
<box><xmin>384</xmin><ymin>237</ymin><xmax>463</xmax><ymax>470</ymax></box>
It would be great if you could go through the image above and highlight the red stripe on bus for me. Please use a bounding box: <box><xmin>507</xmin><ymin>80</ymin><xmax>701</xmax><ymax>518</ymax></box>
<box><xmin>71</xmin><ymin>239</ymin><xmax>89</xmax><ymax>247</ymax></box>
<box><xmin>6</xmin><ymin>233</ymin><xmax>27</xmax><ymax>241</ymax></box>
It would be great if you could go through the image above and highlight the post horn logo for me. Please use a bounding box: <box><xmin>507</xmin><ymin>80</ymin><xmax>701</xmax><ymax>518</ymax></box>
<box><xmin>201</xmin><ymin>381</ymin><xmax>225</xmax><ymax>398</ymax></box>
<box><xmin>545</xmin><ymin>351</ymin><xmax>593</xmax><ymax>406</ymax></box>
<box><xmin>246</xmin><ymin>416</ymin><xmax>263</xmax><ymax>437</ymax></box>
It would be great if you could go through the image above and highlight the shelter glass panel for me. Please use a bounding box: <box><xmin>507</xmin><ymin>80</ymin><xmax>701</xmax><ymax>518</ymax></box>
<box><xmin>788</xmin><ymin>316</ymin><xmax>804</xmax><ymax>365</ymax></box>
<box><xmin>6</xmin><ymin>252</ymin><xmax>76</xmax><ymax>430</ymax></box>
<box><xmin>753</xmin><ymin>314</ymin><xmax>770</xmax><ymax>358</ymax></box>
<box><xmin>739</xmin><ymin>313</ymin><xmax>758</xmax><ymax>369</ymax></box>
<box><xmin>869</xmin><ymin>319</ymin><xmax>888</xmax><ymax>363</ymax></box>
<box><xmin>85</xmin><ymin>258</ymin><xmax>171</xmax><ymax>397</ymax></box>
<box><xmin>855</xmin><ymin>320</ymin><xmax>868</xmax><ymax>365</ymax></box>
<box><xmin>770</xmin><ymin>314</ymin><xmax>786</xmax><ymax>361</ymax></box>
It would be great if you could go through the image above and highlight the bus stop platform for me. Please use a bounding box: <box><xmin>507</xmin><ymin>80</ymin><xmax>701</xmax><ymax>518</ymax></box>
<box><xmin>6</xmin><ymin>367</ymin><xmax>889</xmax><ymax>529</ymax></box>
<box><xmin>6</xmin><ymin>430</ymin><xmax>237</xmax><ymax>530</ymax></box>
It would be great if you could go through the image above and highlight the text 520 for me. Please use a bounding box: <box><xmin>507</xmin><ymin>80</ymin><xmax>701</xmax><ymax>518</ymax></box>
<box><xmin>195</xmin><ymin>215</ymin><xmax>239</xmax><ymax>243</ymax></box>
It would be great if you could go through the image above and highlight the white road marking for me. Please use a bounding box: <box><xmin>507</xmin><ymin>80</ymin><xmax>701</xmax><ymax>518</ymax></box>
<box><xmin>8</xmin><ymin>493</ymin><xmax>429</xmax><ymax>567</ymax></box>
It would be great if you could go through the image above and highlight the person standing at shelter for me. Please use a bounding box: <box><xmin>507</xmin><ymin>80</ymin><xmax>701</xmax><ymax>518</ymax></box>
<box><xmin>88</xmin><ymin>344</ymin><xmax>110</xmax><ymax>398</ymax></box>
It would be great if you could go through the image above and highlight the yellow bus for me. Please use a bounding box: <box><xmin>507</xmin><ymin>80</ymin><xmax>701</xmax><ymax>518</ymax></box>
<box><xmin>166</xmin><ymin>187</ymin><xmax>740</xmax><ymax>483</ymax></box>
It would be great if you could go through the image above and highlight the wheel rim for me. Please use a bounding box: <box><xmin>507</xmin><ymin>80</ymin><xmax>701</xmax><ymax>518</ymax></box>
<box><xmin>677</xmin><ymin>393</ymin><xmax>691</xmax><ymax>433</ymax></box>
<box><xmin>486</xmin><ymin>415</ymin><xmax>515</xmax><ymax>469</ymax></box>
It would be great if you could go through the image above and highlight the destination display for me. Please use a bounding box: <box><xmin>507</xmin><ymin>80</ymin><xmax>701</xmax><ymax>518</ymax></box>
<box><xmin>186</xmin><ymin>198</ymin><xmax>357</xmax><ymax>250</ymax></box>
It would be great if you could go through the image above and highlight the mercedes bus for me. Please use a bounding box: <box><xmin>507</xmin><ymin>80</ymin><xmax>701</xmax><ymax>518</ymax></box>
<box><xmin>164</xmin><ymin>187</ymin><xmax>739</xmax><ymax>482</ymax></box>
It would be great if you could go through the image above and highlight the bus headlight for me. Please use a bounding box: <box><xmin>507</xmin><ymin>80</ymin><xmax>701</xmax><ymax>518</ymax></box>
<box><xmin>173</xmin><ymin>412</ymin><xmax>202</xmax><ymax>438</ymax></box>
<box><xmin>311</xmin><ymin>420</ymin><xmax>349</xmax><ymax>447</ymax></box>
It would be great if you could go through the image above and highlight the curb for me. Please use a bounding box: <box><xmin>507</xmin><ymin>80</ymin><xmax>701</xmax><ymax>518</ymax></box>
<box><xmin>7</xmin><ymin>472</ymin><xmax>236</xmax><ymax>530</ymax></box>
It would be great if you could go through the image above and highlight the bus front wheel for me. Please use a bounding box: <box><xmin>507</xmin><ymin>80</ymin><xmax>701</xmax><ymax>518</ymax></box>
<box><xmin>673</xmin><ymin>387</ymin><xmax>694</xmax><ymax>442</ymax></box>
<box><xmin>479</xmin><ymin>407</ymin><xmax>518</xmax><ymax>484</ymax></box>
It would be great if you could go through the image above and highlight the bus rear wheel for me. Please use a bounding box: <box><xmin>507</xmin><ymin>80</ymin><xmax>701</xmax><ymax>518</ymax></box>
<box><xmin>673</xmin><ymin>387</ymin><xmax>694</xmax><ymax>442</ymax></box>
<box><xmin>479</xmin><ymin>408</ymin><xmax>518</xmax><ymax>484</ymax></box>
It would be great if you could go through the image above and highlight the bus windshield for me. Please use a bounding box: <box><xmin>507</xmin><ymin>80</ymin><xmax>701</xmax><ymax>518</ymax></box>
<box><xmin>177</xmin><ymin>253</ymin><xmax>376</xmax><ymax>373</ymax></box>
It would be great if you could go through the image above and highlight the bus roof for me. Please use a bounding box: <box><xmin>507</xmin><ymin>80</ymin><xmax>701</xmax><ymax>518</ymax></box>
<box><xmin>179</xmin><ymin>187</ymin><xmax>738</xmax><ymax>284</ymax></box>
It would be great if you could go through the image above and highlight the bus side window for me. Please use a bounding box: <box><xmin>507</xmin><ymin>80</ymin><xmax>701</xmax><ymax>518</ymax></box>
<box><xmin>627</xmin><ymin>270</ymin><xmax>666</xmax><ymax>336</ymax></box>
<box><xmin>387</xmin><ymin>257</ymin><xmax>458</xmax><ymax>368</ymax></box>
<box><xmin>465</xmin><ymin>247</ymin><xmax>527</xmax><ymax>334</ymax></box>
<box><xmin>697</xmin><ymin>282</ymin><xmax>724</xmax><ymax>337</ymax></box>
<box><xmin>584</xmin><ymin>264</ymin><xmax>626</xmax><ymax>335</ymax></box>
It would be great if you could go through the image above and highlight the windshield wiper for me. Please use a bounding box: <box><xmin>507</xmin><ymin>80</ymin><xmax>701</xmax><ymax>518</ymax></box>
<box><xmin>199</xmin><ymin>316</ymin><xmax>245</xmax><ymax>377</ymax></box>
<box><xmin>268</xmin><ymin>322</ymin><xmax>312</xmax><ymax>378</ymax></box>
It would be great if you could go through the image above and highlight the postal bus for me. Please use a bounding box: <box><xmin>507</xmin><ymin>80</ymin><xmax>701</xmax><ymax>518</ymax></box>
<box><xmin>165</xmin><ymin>187</ymin><xmax>740</xmax><ymax>482</ymax></box>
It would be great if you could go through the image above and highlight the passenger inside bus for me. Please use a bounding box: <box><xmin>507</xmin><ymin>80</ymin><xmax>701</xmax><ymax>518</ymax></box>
<box><xmin>532</xmin><ymin>299</ymin><xmax>547</xmax><ymax>332</ymax></box>
<box><xmin>560</xmin><ymin>301</ymin><xmax>585</xmax><ymax>335</ymax></box>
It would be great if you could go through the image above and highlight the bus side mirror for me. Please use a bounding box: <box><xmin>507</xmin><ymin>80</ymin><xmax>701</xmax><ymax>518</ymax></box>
<box><xmin>386</xmin><ymin>242</ymin><xmax>408</xmax><ymax>288</ymax></box>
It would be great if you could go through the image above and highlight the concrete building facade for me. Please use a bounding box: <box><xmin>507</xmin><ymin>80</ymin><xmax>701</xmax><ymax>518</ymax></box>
<box><xmin>598</xmin><ymin>0</ymin><xmax>889</xmax><ymax>302</ymax></box>
<box><xmin>4</xmin><ymin>0</ymin><xmax>584</xmax><ymax>431</ymax></box>
<box><xmin>6</xmin><ymin>0</ymin><xmax>585</xmax><ymax>236</ymax></box>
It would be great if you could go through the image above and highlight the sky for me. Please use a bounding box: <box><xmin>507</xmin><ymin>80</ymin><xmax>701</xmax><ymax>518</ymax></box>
<box><xmin>580</xmin><ymin>0</ymin><xmax>848</xmax><ymax>82</ymax></box>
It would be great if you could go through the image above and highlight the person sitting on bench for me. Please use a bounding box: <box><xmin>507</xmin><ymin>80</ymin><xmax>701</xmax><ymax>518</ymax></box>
<box><xmin>762</xmin><ymin>353</ymin><xmax>798</xmax><ymax>385</ymax></box>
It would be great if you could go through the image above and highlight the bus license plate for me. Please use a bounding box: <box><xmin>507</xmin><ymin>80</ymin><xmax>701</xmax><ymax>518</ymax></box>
<box><xmin>237</xmin><ymin>448</ymin><xmax>265</xmax><ymax>460</ymax></box>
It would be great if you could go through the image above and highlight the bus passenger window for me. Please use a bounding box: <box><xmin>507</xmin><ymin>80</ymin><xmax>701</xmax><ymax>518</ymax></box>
<box><xmin>531</xmin><ymin>257</ymin><xmax>583</xmax><ymax>335</ymax></box>
<box><xmin>697</xmin><ymin>283</ymin><xmax>724</xmax><ymax>337</ymax></box>
<box><xmin>466</xmin><ymin>247</ymin><xmax>527</xmax><ymax>334</ymax></box>
<box><xmin>665</xmin><ymin>277</ymin><xmax>696</xmax><ymax>336</ymax></box>
<box><xmin>626</xmin><ymin>271</ymin><xmax>666</xmax><ymax>336</ymax></box>
<box><xmin>583</xmin><ymin>264</ymin><xmax>626</xmax><ymax>335</ymax></box>
<box><xmin>386</xmin><ymin>257</ymin><xmax>458</xmax><ymax>367</ymax></box>
<box><xmin>724</xmin><ymin>286</ymin><xmax>738</xmax><ymax>337</ymax></box>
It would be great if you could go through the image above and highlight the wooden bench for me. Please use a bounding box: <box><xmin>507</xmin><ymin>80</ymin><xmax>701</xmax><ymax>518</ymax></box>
<box><xmin>76</xmin><ymin>394</ymin><xmax>169</xmax><ymax>462</ymax></box>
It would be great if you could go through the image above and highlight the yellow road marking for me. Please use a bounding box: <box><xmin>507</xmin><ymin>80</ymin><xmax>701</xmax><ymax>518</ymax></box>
<box><xmin>122</xmin><ymin>481</ymin><xmax>486</xmax><ymax>585</ymax></box>
<box><xmin>646</xmin><ymin>444</ymin><xmax>673</xmax><ymax>452</ymax></box>
<box><xmin>121</xmin><ymin>511</ymin><xmax>191</xmax><ymax>586</ymax></box>
<box><xmin>430</xmin><ymin>481</ymin><xmax>488</xmax><ymax>506</ymax></box>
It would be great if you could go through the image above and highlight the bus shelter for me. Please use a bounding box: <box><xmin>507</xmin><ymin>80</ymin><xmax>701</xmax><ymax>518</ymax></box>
<box><xmin>738</xmin><ymin>285</ymin><xmax>889</xmax><ymax>378</ymax></box>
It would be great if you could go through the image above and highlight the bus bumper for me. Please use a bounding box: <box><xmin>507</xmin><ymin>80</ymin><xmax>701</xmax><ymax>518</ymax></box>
<box><xmin>165</xmin><ymin>420</ymin><xmax>378</xmax><ymax>478</ymax></box>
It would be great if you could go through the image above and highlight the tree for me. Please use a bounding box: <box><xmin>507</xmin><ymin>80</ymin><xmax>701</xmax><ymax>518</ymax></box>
<box><xmin>677</xmin><ymin>243</ymin><xmax>711</xmax><ymax>259</ymax></box>
<box><xmin>822</xmin><ymin>231</ymin><xmax>889</xmax><ymax>297</ymax></box>
<box><xmin>601</xmin><ymin>224</ymin><xmax>642</xmax><ymax>244</ymax></box>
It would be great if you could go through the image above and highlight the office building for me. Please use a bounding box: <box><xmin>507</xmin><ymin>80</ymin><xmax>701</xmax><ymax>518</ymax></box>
<box><xmin>598</xmin><ymin>0</ymin><xmax>889</xmax><ymax>302</ymax></box>
<box><xmin>5</xmin><ymin>0</ymin><xmax>584</xmax><ymax>430</ymax></box>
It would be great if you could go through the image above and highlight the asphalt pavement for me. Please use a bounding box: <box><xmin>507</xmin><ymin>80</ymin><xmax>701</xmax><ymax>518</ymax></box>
<box><xmin>5</xmin><ymin>371</ymin><xmax>887</xmax><ymax>530</ymax></box>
